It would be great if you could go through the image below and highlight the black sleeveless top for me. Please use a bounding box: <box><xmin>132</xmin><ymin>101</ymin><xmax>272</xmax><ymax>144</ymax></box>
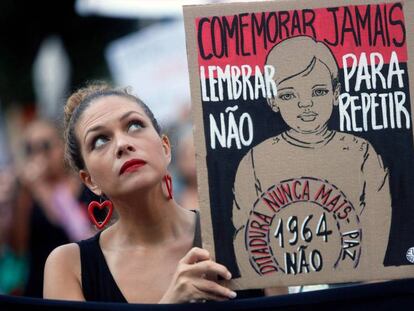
<box><xmin>77</xmin><ymin>210</ymin><xmax>264</xmax><ymax>302</ymax></box>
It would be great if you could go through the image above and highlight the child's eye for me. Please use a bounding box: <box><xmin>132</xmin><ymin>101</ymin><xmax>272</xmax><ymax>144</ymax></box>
<box><xmin>127</xmin><ymin>120</ymin><xmax>144</xmax><ymax>133</ymax></box>
<box><xmin>312</xmin><ymin>88</ymin><xmax>329</xmax><ymax>97</ymax></box>
<box><xmin>279</xmin><ymin>93</ymin><xmax>296</xmax><ymax>101</ymax></box>
<box><xmin>92</xmin><ymin>136</ymin><xmax>108</xmax><ymax>150</ymax></box>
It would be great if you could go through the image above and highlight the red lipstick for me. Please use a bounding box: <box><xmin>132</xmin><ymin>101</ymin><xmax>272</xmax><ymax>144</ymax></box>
<box><xmin>119</xmin><ymin>159</ymin><xmax>146</xmax><ymax>175</ymax></box>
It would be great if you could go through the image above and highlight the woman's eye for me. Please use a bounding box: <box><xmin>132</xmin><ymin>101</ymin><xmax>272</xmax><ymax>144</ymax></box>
<box><xmin>312</xmin><ymin>88</ymin><xmax>329</xmax><ymax>97</ymax></box>
<box><xmin>279</xmin><ymin>93</ymin><xmax>295</xmax><ymax>101</ymax></box>
<box><xmin>127</xmin><ymin>121</ymin><xmax>143</xmax><ymax>133</ymax></box>
<box><xmin>92</xmin><ymin>136</ymin><xmax>108</xmax><ymax>150</ymax></box>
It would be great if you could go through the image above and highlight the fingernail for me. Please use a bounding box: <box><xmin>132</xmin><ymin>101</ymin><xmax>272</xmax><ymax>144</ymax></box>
<box><xmin>229</xmin><ymin>291</ymin><xmax>237</xmax><ymax>299</ymax></box>
<box><xmin>226</xmin><ymin>272</ymin><xmax>232</xmax><ymax>280</ymax></box>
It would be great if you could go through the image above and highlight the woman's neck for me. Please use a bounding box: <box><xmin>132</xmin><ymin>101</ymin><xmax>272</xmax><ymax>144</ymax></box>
<box><xmin>106</xmin><ymin>184</ymin><xmax>193</xmax><ymax>248</ymax></box>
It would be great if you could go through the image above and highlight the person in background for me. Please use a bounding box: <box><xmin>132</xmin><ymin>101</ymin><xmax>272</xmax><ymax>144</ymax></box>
<box><xmin>10</xmin><ymin>118</ymin><xmax>95</xmax><ymax>298</ymax></box>
<box><xmin>0</xmin><ymin>113</ymin><xmax>28</xmax><ymax>295</ymax></box>
<box><xmin>0</xmin><ymin>165</ymin><xmax>28</xmax><ymax>295</ymax></box>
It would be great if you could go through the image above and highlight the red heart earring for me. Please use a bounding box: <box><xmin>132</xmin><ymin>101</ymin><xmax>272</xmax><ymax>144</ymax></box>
<box><xmin>164</xmin><ymin>174</ymin><xmax>173</xmax><ymax>200</ymax></box>
<box><xmin>88</xmin><ymin>199</ymin><xmax>114</xmax><ymax>230</ymax></box>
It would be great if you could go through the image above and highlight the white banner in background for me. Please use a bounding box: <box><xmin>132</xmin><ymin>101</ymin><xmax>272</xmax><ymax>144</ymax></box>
<box><xmin>106</xmin><ymin>20</ymin><xmax>190</xmax><ymax>127</ymax></box>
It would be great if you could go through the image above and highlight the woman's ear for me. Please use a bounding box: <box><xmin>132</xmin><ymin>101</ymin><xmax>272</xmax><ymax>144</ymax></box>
<box><xmin>267</xmin><ymin>97</ymin><xmax>279</xmax><ymax>112</ymax></box>
<box><xmin>161</xmin><ymin>135</ymin><xmax>172</xmax><ymax>164</ymax></box>
<box><xmin>79</xmin><ymin>169</ymin><xmax>102</xmax><ymax>196</ymax></box>
<box><xmin>333</xmin><ymin>82</ymin><xmax>341</xmax><ymax>106</ymax></box>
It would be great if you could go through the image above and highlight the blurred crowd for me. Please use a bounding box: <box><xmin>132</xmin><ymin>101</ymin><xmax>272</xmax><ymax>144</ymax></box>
<box><xmin>0</xmin><ymin>0</ymin><xmax>199</xmax><ymax>295</ymax></box>
<box><xmin>0</xmin><ymin>103</ymin><xmax>199</xmax><ymax>297</ymax></box>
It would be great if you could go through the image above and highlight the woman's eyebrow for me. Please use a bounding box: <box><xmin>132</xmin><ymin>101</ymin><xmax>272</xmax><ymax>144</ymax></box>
<box><xmin>84</xmin><ymin>125</ymin><xmax>105</xmax><ymax>143</ymax></box>
<box><xmin>119</xmin><ymin>110</ymin><xmax>144</xmax><ymax>122</ymax></box>
<box><xmin>84</xmin><ymin>125</ymin><xmax>105</xmax><ymax>142</ymax></box>
<box><xmin>312</xmin><ymin>84</ymin><xmax>328</xmax><ymax>89</ymax></box>
<box><xmin>84</xmin><ymin>111</ymin><xmax>145</xmax><ymax>143</ymax></box>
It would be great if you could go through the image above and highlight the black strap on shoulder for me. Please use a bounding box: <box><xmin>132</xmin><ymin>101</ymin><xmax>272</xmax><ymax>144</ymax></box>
<box><xmin>77</xmin><ymin>232</ymin><xmax>127</xmax><ymax>303</ymax></box>
<box><xmin>77</xmin><ymin>233</ymin><xmax>100</xmax><ymax>301</ymax></box>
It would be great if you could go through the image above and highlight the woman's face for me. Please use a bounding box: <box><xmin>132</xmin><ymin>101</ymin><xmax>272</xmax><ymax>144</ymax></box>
<box><xmin>76</xmin><ymin>96</ymin><xmax>170</xmax><ymax>198</ymax></box>
<box><xmin>274</xmin><ymin>60</ymin><xmax>337</xmax><ymax>134</ymax></box>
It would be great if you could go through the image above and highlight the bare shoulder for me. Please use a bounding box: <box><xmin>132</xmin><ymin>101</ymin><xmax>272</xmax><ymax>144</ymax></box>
<box><xmin>44</xmin><ymin>243</ymin><xmax>84</xmax><ymax>300</ymax></box>
<box><xmin>45</xmin><ymin>243</ymin><xmax>80</xmax><ymax>270</ymax></box>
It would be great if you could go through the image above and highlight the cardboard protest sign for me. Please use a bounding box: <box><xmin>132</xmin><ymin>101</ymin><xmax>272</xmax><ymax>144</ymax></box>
<box><xmin>183</xmin><ymin>0</ymin><xmax>414</xmax><ymax>289</ymax></box>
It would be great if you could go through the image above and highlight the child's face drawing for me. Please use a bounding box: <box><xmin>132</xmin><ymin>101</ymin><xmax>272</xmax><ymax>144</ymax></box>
<box><xmin>275</xmin><ymin>60</ymin><xmax>336</xmax><ymax>134</ymax></box>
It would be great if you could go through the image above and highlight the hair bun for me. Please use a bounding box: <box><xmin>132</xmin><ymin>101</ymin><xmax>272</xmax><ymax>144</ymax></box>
<box><xmin>64</xmin><ymin>81</ymin><xmax>112</xmax><ymax>127</ymax></box>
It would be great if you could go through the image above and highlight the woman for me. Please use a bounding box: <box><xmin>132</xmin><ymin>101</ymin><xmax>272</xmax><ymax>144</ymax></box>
<box><xmin>43</xmin><ymin>83</ymin><xmax>244</xmax><ymax>303</ymax></box>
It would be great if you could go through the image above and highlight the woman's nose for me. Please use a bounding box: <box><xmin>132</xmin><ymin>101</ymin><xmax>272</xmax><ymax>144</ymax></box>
<box><xmin>116</xmin><ymin>136</ymin><xmax>136</xmax><ymax>158</ymax></box>
<box><xmin>298</xmin><ymin>98</ymin><xmax>314</xmax><ymax>108</ymax></box>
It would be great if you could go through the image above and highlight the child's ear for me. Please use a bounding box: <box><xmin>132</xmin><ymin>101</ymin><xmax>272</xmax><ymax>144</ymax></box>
<box><xmin>267</xmin><ymin>97</ymin><xmax>279</xmax><ymax>112</ymax></box>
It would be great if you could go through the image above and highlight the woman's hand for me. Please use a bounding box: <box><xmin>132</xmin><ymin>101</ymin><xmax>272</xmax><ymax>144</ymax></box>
<box><xmin>159</xmin><ymin>247</ymin><xmax>237</xmax><ymax>303</ymax></box>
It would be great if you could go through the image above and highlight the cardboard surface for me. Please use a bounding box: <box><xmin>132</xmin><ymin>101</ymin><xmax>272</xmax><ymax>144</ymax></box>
<box><xmin>184</xmin><ymin>0</ymin><xmax>414</xmax><ymax>290</ymax></box>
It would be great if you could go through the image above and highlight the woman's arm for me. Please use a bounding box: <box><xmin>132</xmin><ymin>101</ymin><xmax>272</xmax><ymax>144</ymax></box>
<box><xmin>43</xmin><ymin>243</ymin><xmax>85</xmax><ymax>301</ymax></box>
